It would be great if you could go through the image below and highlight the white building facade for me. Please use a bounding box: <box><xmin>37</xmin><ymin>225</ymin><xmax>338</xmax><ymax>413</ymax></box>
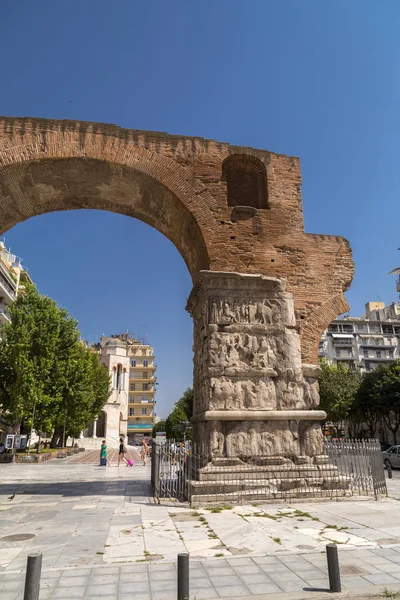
<box><xmin>82</xmin><ymin>335</ymin><xmax>156</xmax><ymax>448</ymax></box>
<box><xmin>319</xmin><ymin>301</ymin><xmax>400</xmax><ymax>371</ymax></box>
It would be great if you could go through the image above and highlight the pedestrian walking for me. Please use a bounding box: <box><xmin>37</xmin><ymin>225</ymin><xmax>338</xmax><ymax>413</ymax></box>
<box><xmin>100</xmin><ymin>440</ymin><xmax>110</xmax><ymax>467</ymax></box>
<box><xmin>140</xmin><ymin>438</ymin><xmax>148</xmax><ymax>466</ymax></box>
<box><xmin>117</xmin><ymin>436</ymin><xmax>128</xmax><ymax>466</ymax></box>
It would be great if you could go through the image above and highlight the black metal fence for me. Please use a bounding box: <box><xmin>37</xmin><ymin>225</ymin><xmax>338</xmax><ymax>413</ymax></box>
<box><xmin>151</xmin><ymin>438</ymin><xmax>387</xmax><ymax>504</ymax></box>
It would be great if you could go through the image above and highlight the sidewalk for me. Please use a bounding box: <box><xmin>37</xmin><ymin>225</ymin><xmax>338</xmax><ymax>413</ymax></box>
<box><xmin>1</xmin><ymin>455</ymin><xmax>400</xmax><ymax>599</ymax></box>
<box><xmin>2</xmin><ymin>549</ymin><xmax>400</xmax><ymax>599</ymax></box>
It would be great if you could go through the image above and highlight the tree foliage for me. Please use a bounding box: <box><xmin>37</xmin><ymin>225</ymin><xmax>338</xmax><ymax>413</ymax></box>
<box><xmin>152</xmin><ymin>419</ymin><xmax>166</xmax><ymax>437</ymax></box>
<box><xmin>164</xmin><ymin>387</ymin><xmax>193</xmax><ymax>440</ymax></box>
<box><xmin>352</xmin><ymin>361</ymin><xmax>400</xmax><ymax>443</ymax></box>
<box><xmin>0</xmin><ymin>285</ymin><xmax>110</xmax><ymax>445</ymax></box>
<box><xmin>318</xmin><ymin>361</ymin><xmax>361</xmax><ymax>427</ymax></box>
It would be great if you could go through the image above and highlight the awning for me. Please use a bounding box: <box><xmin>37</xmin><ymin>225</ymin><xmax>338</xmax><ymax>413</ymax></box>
<box><xmin>331</xmin><ymin>333</ymin><xmax>354</xmax><ymax>338</ymax></box>
<box><xmin>389</xmin><ymin>267</ymin><xmax>400</xmax><ymax>275</ymax></box>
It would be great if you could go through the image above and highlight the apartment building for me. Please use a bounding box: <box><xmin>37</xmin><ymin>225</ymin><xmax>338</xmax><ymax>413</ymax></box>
<box><xmin>124</xmin><ymin>335</ymin><xmax>157</xmax><ymax>443</ymax></box>
<box><xmin>0</xmin><ymin>241</ymin><xmax>32</xmax><ymax>330</ymax></box>
<box><xmin>319</xmin><ymin>301</ymin><xmax>400</xmax><ymax>371</ymax></box>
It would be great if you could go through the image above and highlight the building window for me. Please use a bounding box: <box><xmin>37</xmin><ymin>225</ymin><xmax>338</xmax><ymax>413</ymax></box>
<box><xmin>130</xmin><ymin>383</ymin><xmax>135</xmax><ymax>391</ymax></box>
<box><xmin>129</xmin><ymin>372</ymin><xmax>136</xmax><ymax>379</ymax></box>
<box><xmin>116</xmin><ymin>364</ymin><xmax>122</xmax><ymax>390</ymax></box>
<box><xmin>131</xmin><ymin>360</ymin><xmax>136</xmax><ymax>367</ymax></box>
<box><xmin>143</xmin><ymin>360</ymin><xmax>148</xmax><ymax>367</ymax></box>
<box><xmin>143</xmin><ymin>384</ymin><xmax>148</xmax><ymax>391</ymax></box>
<box><xmin>222</xmin><ymin>154</ymin><xmax>268</xmax><ymax>209</ymax></box>
<box><xmin>347</xmin><ymin>349</ymin><xmax>352</xmax><ymax>357</ymax></box>
<box><xmin>142</xmin><ymin>395</ymin><xmax>148</xmax><ymax>402</ymax></box>
<box><xmin>142</xmin><ymin>407</ymin><xmax>147</xmax><ymax>415</ymax></box>
<box><xmin>129</xmin><ymin>396</ymin><xmax>135</xmax><ymax>404</ymax></box>
<box><xmin>389</xmin><ymin>349</ymin><xmax>394</xmax><ymax>359</ymax></box>
<box><xmin>129</xmin><ymin>408</ymin><xmax>134</xmax><ymax>416</ymax></box>
<box><xmin>365</xmin><ymin>362</ymin><xmax>371</xmax><ymax>371</ymax></box>
<box><xmin>335</xmin><ymin>350</ymin><xmax>341</xmax><ymax>358</ymax></box>
<box><xmin>143</xmin><ymin>372</ymin><xmax>148</xmax><ymax>379</ymax></box>
<box><xmin>376</xmin><ymin>311</ymin><xmax>381</xmax><ymax>321</ymax></box>
<box><xmin>363</xmin><ymin>350</ymin><xmax>369</xmax><ymax>358</ymax></box>
<box><xmin>376</xmin><ymin>350</ymin><xmax>381</xmax><ymax>359</ymax></box>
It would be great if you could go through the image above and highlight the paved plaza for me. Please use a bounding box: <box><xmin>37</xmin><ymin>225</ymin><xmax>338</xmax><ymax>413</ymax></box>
<box><xmin>1</xmin><ymin>453</ymin><xmax>400</xmax><ymax>599</ymax></box>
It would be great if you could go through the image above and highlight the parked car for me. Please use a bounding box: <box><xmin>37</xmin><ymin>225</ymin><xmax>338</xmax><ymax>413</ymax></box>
<box><xmin>382</xmin><ymin>445</ymin><xmax>400</xmax><ymax>469</ymax></box>
<box><xmin>380</xmin><ymin>442</ymin><xmax>392</xmax><ymax>452</ymax></box>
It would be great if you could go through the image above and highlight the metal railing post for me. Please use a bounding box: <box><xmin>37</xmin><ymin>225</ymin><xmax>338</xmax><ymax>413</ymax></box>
<box><xmin>153</xmin><ymin>443</ymin><xmax>160</xmax><ymax>502</ymax></box>
<box><xmin>177</xmin><ymin>552</ymin><xmax>189</xmax><ymax>600</ymax></box>
<box><xmin>24</xmin><ymin>552</ymin><xmax>42</xmax><ymax>600</ymax></box>
<box><xmin>326</xmin><ymin>544</ymin><xmax>341</xmax><ymax>593</ymax></box>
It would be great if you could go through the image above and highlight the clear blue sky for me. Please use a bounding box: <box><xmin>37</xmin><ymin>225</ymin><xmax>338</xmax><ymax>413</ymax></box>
<box><xmin>1</xmin><ymin>1</ymin><xmax>399</xmax><ymax>418</ymax></box>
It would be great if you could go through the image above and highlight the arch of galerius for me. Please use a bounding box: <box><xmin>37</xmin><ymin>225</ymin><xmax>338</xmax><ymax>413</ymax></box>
<box><xmin>0</xmin><ymin>117</ymin><xmax>354</xmax><ymax>501</ymax></box>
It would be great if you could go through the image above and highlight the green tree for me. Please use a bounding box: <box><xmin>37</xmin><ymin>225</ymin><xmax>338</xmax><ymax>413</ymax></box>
<box><xmin>0</xmin><ymin>285</ymin><xmax>110</xmax><ymax>447</ymax></box>
<box><xmin>353</xmin><ymin>361</ymin><xmax>400</xmax><ymax>443</ymax></box>
<box><xmin>318</xmin><ymin>361</ymin><xmax>361</xmax><ymax>429</ymax></box>
<box><xmin>165</xmin><ymin>405</ymin><xmax>191</xmax><ymax>440</ymax></box>
<box><xmin>175</xmin><ymin>387</ymin><xmax>193</xmax><ymax>420</ymax></box>
<box><xmin>152</xmin><ymin>419</ymin><xmax>166</xmax><ymax>437</ymax></box>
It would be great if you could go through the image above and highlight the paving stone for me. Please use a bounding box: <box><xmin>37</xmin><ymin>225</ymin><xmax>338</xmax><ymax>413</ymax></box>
<box><xmin>375</xmin><ymin>561</ymin><xmax>400</xmax><ymax>573</ymax></box>
<box><xmin>58</xmin><ymin>576</ymin><xmax>89</xmax><ymax>587</ymax></box>
<box><xmin>118</xmin><ymin>595</ymin><xmax>151</xmax><ymax>600</ymax></box>
<box><xmin>364</xmin><ymin>573</ymin><xmax>400</xmax><ymax>584</ymax></box>
<box><xmin>188</xmin><ymin>587</ymin><xmax>217</xmax><ymax>599</ymax></box>
<box><xmin>89</xmin><ymin>574</ymin><xmax>119</xmax><ymax>585</ymax></box>
<box><xmin>209</xmin><ymin>575</ymin><xmax>242</xmax><ymax>587</ymax></box>
<box><xmin>204</xmin><ymin>567</ymin><xmax>235</xmax><ymax>577</ymax></box>
<box><xmin>342</xmin><ymin>575</ymin><xmax>373</xmax><ymax>588</ymax></box>
<box><xmin>269</xmin><ymin>571</ymin><xmax>306</xmax><ymax>583</ymax></box>
<box><xmin>84</xmin><ymin>583</ymin><xmax>118</xmax><ymax>596</ymax></box>
<box><xmin>53</xmin><ymin>587</ymin><xmax>84</xmax><ymax>599</ymax></box>
<box><xmin>149</xmin><ymin>570</ymin><xmax>176</xmax><ymax>581</ymax></box>
<box><xmin>119</xmin><ymin>571</ymin><xmax>149</xmax><ymax>583</ymax></box>
<box><xmin>119</xmin><ymin>581</ymin><xmax>150</xmax><ymax>594</ymax></box>
<box><xmin>233</xmin><ymin>564</ymin><xmax>262</xmax><ymax>575</ymax></box>
<box><xmin>57</xmin><ymin>569</ymin><xmax>91</xmax><ymax>578</ymax></box>
<box><xmin>226</xmin><ymin>558</ymin><xmax>255</xmax><ymax>567</ymax></box>
<box><xmin>278</xmin><ymin>580</ymin><xmax>310</xmax><ymax>592</ymax></box>
<box><xmin>239</xmin><ymin>573</ymin><xmax>272</xmax><ymax>585</ymax></box>
<box><xmin>150</xmin><ymin>579</ymin><xmax>176</xmax><ymax>592</ymax></box>
<box><xmin>246</xmin><ymin>582</ymin><xmax>282</xmax><ymax>594</ymax></box>
<box><xmin>214</xmin><ymin>584</ymin><xmax>249</xmax><ymax>597</ymax></box>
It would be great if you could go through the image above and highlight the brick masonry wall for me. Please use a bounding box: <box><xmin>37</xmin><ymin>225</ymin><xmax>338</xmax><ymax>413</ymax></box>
<box><xmin>0</xmin><ymin>118</ymin><xmax>354</xmax><ymax>363</ymax></box>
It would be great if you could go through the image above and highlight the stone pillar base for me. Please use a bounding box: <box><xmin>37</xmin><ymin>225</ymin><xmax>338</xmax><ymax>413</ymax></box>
<box><xmin>186</xmin><ymin>272</ymin><xmax>344</xmax><ymax>503</ymax></box>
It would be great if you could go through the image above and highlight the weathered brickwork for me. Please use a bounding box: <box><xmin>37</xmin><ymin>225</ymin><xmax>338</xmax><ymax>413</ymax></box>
<box><xmin>0</xmin><ymin>117</ymin><xmax>354</xmax><ymax>363</ymax></box>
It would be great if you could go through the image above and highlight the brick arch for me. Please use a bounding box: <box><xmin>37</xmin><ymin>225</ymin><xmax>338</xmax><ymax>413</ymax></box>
<box><xmin>300</xmin><ymin>292</ymin><xmax>350</xmax><ymax>364</ymax></box>
<box><xmin>0</xmin><ymin>120</ymin><xmax>221</xmax><ymax>281</ymax></box>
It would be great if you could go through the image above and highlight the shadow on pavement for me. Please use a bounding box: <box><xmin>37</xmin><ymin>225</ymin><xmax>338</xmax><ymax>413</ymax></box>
<box><xmin>0</xmin><ymin>479</ymin><xmax>152</xmax><ymax>498</ymax></box>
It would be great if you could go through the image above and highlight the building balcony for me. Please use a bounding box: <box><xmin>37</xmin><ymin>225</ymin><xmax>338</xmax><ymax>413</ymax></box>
<box><xmin>0</xmin><ymin>303</ymin><xmax>11</xmax><ymax>323</ymax></box>
<box><xmin>0</xmin><ymin>277</ymin><xmax>16</xmax><ymax>304</ymax></box>
<box><xmin>359</xmin><ymin>340</ymin><xmax>397</xmax><ymax>348</ymax></box>
<box><xmin>365</xmin><ymin>356</ymin><xmax>396</xmax><ymax>362</ymax></box>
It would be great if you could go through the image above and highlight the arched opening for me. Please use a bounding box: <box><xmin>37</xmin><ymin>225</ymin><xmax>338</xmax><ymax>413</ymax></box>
<box><xmin>96</xmin><ymin>411</ymin><xmax>107</xmax><ymax>438</ymax></box>
<box><xmin>222</xmin><ymin>154</ymin><xmax>268</xmax><ymax>209</ymax></box>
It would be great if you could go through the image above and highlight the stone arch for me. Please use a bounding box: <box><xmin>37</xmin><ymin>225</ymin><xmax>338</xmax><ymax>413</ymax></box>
<box><xmin>0</xmin><ymin>122</ymin><xmax>221</xmax><ymax>281</ymax></box>
<box><xmin>222</xmin><ymin>154</ymin><xmax>268</xmax><ymax>209</ymax></box>
<box><xmin>300</xmin><ymin>292</ymin><xmax>350</xmax><ymax>364</ymax></box>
